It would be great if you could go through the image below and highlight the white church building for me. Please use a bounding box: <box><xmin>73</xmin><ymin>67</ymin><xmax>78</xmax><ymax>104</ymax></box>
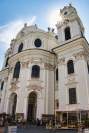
<box><xmin>0</xmin><ymin>4</ymin><xmax>89</xmax><ymax>123</ymax></box>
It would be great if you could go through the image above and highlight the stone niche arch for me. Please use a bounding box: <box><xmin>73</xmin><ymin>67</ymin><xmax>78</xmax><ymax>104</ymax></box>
<box><xmin>27</xmin><ymin>91</ymin><xmax>37</xmax><ymax>122</ymax></box>
<box><xmin>8</xmin><ymin>93</ymin><xmax>17</xmax><ymax>117</ymax></box>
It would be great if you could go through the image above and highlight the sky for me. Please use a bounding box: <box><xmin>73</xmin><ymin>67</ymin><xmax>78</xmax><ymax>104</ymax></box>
<box><xmin>0</xmin><ymin>0</ymin><xmax>89</xmax><ymax>69</ymax></box>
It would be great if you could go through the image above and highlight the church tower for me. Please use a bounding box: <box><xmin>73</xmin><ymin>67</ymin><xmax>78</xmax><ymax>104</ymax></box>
<box><xmin>53</xmin><ymin>4</ymin><xmax>89</xmax><ymax>123</ymax></box>
<box><xmin>56</xmin><ymin>4</ymin><xmax>84</xmax><ymax>44</ymax></box>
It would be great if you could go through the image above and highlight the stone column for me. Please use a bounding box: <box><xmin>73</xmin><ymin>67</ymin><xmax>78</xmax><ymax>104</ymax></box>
<box><xmin>36</xmin><ymin>92</ymin><xmax>44</xmax><ymax>119</ymax></box>
<box><xmin>23</xmin><ymin>97</ymin><xmax>28</xmax><ymax>120</ymax></box>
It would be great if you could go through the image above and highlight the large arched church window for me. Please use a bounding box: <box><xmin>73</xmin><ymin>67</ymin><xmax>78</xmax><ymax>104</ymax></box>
<box><xmin>64</xmin><ymin>27</ymin><xmax>71</xmax><ymax>40</ymax></box>
<box><xmin>18</xmin><ymin>43</ymin><xmax>23</xmax><ymax>53</ymax></box>
<box><xmin>67</xmin><ymin>60</ymin><xmax>74</xmax><ymax>74</ymax></box>
<box><xmin>1</xmin><ymin>81</ymin><xmax>4</xmax><ymax>91</ymax></box>
<box><xmin>31</xmin><ymin>65</ymin><xmax>40</xmax><ymax>78</ymax></box>
<box><xmin>5</xmin><ymin>57</ymin><xmax>9</xmax><ymax>67</ymax></box>
<box><xmin>13</xmin><ymin>61</ymin><xmax>20</xmax><ymax>78</ymax></box>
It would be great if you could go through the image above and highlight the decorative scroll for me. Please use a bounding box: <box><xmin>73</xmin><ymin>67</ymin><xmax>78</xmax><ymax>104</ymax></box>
<box><xmin>28</xmin><ymin>85</ymin><xmax>43</xmax><ymax>91</ymax></box>
<box><xmin>31</xmin><ymin>57</ymin><xmax>43</xmax><ymax>64</ymax></box>
<box><xmin>65</xmin><ymin>74</ymin><xmax>77</xmax><ymax>85</ymax></box>
<box><xmin>27</xmin><ymin>79</ymin><xmax>43</xmax><ymax>91</ymax></box>
<box><xmin>58</xmin><ymin>58</ymin><xmax>65</xmax><ymax>65</ymax></box>
<box><xmin>21</xmin><ymin>61</ymin><xmax>29</xmax><ymax>68</ymax></box>
<box><xmin>10</xmin><ymin>79</ymin><xmax>19</xmax><ymax>91</ymax></box>
<box><xmin>44</xmin><ymin>63</ymin><xmax>54</xmax><ymax>70</ymax></box>
<box><xmin>73</xmin><ymin>51</ymin><xmax>86</xmax><ymax>60</ymax></box>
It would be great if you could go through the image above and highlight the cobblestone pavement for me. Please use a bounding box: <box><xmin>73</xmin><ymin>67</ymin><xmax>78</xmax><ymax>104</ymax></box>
<box><xmin>17</xmin><ymin>126</ymin><xmax>78</xmax><ymax>133</ymax></box>
<box><xmin>0</xmin><ymin>126</ymin><xmax>78</xmax><ymax>133</ymax></box>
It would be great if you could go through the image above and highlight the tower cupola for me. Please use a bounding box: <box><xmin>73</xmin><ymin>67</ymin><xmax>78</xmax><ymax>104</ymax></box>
<box><xmin>56</xmin><ymin>4</ymin><xmax>84</xmax><ymax>44</ymax></box>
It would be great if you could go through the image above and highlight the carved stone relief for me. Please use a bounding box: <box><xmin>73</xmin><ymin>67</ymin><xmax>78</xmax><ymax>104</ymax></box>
<box><xmin>58</xmin><ymin>58</ymin><xmax>65</xmax><ymax>65</ymax></box>
<box><xmin>73</xmin><ymin>51</ymin><xmax>86</xmax><ymax>60</ymax></box>
<box><xmin>44</xmin><ymin>63</ymin><xmax>54</xmax><ymax>70</ymax></box>
<box><xmin>21</xmin><ymin>61</ymin><xmax>29</xmax><ymax>68</ymax></box>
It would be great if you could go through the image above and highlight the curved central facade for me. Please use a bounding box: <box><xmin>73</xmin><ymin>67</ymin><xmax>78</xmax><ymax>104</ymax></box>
<box><xmin>0</xmin><ymin>24</ymin><xmax>57</xmax><ymax>120</ymax></box>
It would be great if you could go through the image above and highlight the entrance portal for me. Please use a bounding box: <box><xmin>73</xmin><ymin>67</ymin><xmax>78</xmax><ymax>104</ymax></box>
<box><xmin>8</xmin><ymin>93</ymin><xmax>17</xmax><ymax>118</ymax></box>
<box><xmin>27</xmin><ymin>92</ymin><xmax>37</xmax><ymax>122</ymax></box>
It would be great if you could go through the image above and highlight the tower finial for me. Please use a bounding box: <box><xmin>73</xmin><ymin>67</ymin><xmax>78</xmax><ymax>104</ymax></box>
<box><xmin>69</xmin><ymin>2</ymin><xmax>72</xmax><ymax>7</ymax></box>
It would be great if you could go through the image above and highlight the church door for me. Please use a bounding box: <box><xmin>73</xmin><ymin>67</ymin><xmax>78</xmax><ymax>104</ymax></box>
<box><xmin>27</xmin><ymin>92</ymin><xmax>37</xmax><ymax>123</ymax></box>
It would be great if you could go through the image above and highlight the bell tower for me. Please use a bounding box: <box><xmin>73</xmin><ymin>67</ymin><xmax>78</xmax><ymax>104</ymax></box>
<box><xmin>56</xmin><ymin>4</ymin><xmax>84</xmax><ymax>44</ymax></box>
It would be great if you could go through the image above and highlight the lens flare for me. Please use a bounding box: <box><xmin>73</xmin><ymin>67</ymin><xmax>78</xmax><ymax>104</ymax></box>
<box><xmin>48</xmin><ymin>9</ymin><xmax>62</xmax><ymax>28</ymax></box>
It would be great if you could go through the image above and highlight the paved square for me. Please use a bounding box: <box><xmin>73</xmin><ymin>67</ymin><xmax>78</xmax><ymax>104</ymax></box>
<box><xmin>17</xmin><ymin>126</ymin><xmax>77</xmax><ymax>133</ymax></box>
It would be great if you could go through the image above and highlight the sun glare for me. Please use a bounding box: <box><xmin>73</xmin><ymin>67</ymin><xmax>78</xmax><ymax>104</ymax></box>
<box><xmin>48</xmin><ymin>9</ymin><xmax>62</xmax><ymax>28</ymax></box>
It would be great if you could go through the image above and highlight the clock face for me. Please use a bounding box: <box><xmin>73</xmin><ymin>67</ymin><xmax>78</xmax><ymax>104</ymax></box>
<box><xmin>34</xmin><ymin>39</ymin><xmax>42</xmax><ymax>47</ymax></box>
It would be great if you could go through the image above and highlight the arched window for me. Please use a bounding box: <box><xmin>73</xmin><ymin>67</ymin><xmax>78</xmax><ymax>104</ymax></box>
<box><xmin>1</xmin><ymin>81</ymin><xmax>4</xmax><ymax>91</ymax></box>
<box><xmin>56</xmin><ymin>68</ymin><xmax>58</xmax><ymax>81</ymax></box>
<box><xmin>13</xmin><ymin>61</ymin><xmax>20</xmax><ymax>78</ymax></box>
<box><xmin>31</xmin><ymin>65</ymin><xmax>40</xmax><ymax>78</ymax></box>
<box><xmin>5</xmin><ymin>57</ymin><xmax>9</xmax><ymax>67</ymax></box>
<box><xmin>64</xmin><ymin>27</ymin><xmax>71</xmax><ymax>40</ymax></box>
<box><xmin>18</xmin><ymin>43</ymin><xmax>23</xmax><ymax>53</ymax></box>
<box><xmin>67</xmin><ymin>60</ymin><xmax>74</xmax><ymax>74</ymax></box>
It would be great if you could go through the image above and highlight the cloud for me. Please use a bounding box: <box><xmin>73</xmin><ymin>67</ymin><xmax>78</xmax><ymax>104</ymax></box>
<box><xmin>0</xmin><ymin>16</ymin><xmax>36</xmax><ymax>70</ymax></box>
<box><xmin>0</xmin><ymin>16</ymin><xmax>36</xmax><ymax>45</ymax></box>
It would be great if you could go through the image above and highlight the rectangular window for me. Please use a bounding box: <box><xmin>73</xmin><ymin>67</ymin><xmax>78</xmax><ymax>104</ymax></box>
<box><xmin>69</xmin><ymin>88</ymin><xmax>77</xmax><ymax>104</ymax></box>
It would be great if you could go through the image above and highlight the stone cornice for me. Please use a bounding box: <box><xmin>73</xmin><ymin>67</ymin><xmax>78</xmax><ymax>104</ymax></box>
<box><xmin>8</xmin><ymin>49</ymin><xmax>55</xmax><ymax>67</ymax></box>
<box><xmin>0</xmin><ymin>68</ymin><xmax>9</xmax><ymax>78</ymax></box>
<box><xmin>53</xmin><ymin>37</ymin><xmax>89</xmax><ymax>53</ymax></box>
<box><xmin>9</xmin><ymin>48</ymin><xmax>55</xmax><ymax>60</ymax></box>
<box><xmin>53</xmin><ymin>37</ymin><xmax>83</xmax><ymax>53</ymax></box>
<box><xmin>73</xmin><ymin>51</ymin><xmax>87</xmax><ymax>60</ymax></box>
<box><xmin>11</xmin><ymin>30</ymin><xmax>57</xmax><ymax>52</ymax></box>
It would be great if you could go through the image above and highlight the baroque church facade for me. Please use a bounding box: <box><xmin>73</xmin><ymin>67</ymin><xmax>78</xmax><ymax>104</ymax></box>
<box><xmin>0</xmin><ymin>4</ymin><xmax>89</xmax><ymax>122</ymax></box>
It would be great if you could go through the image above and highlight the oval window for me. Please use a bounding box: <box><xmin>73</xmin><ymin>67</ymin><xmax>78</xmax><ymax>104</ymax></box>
<box><xmin>34</xmin><ymin>39</ymin><xmax>42</xmax><ymax>47</ymax></box>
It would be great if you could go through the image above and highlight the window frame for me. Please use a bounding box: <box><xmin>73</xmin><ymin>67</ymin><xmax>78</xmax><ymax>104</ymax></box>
<box><xmin>18</xmin><ymin>43</ymin><xmax>23</xmax><ymax>53</ymax></box>
<box><xmin>13</xmin><ymin>61</ymin><xmax>20</xmax><ymax>78</ymax></box>
<box><xmin>34</xmin><ymin>39</ymin><xmax>42</xmax><ymax>48</ymax></box>
<box><xmin>1</xmin><ymin>81</ymin><xmax>4</xmax><ymax>91</ymax></box>
<box><xmin>69</xmin><ymin>88</ymin><xmax>77</xmax><ymax>104</ymax></box>
<box><xmin>64</xmin><ymin>27</ymin><xmax>71</xmax><ymax>41</ymax></box>
<box><xmin>56</xmin><ymin>68</ymin><xmax>58</xmax><ymax>81</ymax></box>
<box><xmin>67</xmin><ymin>60</ymin><xmax>74</xmax><ymax>74</ymax></box>
<box><xmin>31</xmin><ymin>65</ymin><xmax>40</xmax><ymax>78</ymax></box>
<box><xmin>5</xmin><ymin>57</ymin><xmax>9</xmax><ymax>67</ymax></box>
